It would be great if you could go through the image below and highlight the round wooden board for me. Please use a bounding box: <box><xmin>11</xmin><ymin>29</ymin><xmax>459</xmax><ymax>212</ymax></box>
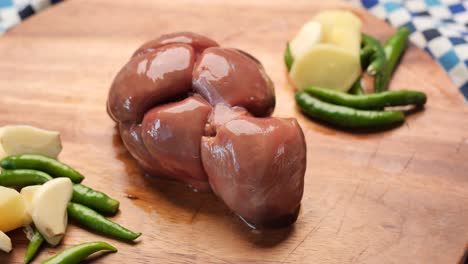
<box><xmin>1</xmin><ymin>0</ymin><xmax>467</xmax><ymax>263</ymax></box>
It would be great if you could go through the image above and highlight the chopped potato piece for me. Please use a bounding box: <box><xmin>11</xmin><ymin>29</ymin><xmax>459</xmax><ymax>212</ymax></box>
<box><xmin>289</xmin><ymin>21</ymin><xmax>322</xmax><ymax>59</ymax></box>
<box><xmin>290</xmin><ymin>44</ymin><xmax>361</xmax><ymax>92</ymax></box>
<box><xmin>321</xmin><ymin>26</ymin><xmax>361</xmax><ymax>55</ymax></box>
<box><xmin>289</xmin><ymin>10</ymin><xmax>362</xmax><ymax>91</ymax></box>
<box><xmin>0</xmin><ymin>186</ymin><xmax>29</xmax><ymax>232</ymax></box>
<box><xmin>313</xmin><ymin>10</ymin><xmax>362</xmax><ymax>30</ymax></box>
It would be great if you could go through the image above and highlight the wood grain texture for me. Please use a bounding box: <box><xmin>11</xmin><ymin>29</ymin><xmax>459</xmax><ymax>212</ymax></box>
<box><xmin>0</xmin><ymin>0</ymin><xmax>467</xmax><ymax>263</ymax></box>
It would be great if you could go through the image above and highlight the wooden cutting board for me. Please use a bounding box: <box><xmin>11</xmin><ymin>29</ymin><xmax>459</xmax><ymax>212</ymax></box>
<box><xmin>1</xmin><ymin>0</ymin><xmax>467</xmax><ymax>263</ymax></box>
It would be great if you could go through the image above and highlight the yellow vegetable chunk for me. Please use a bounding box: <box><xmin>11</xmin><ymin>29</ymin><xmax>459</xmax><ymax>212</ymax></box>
<box><xmin>313</xmin><ymin>10</ymin><xmax>362</xmax><ymax>31</ymax></box>
<box><xmin>314</xmin><ymin>10</ymin><xmax>361</xmax><ymax>55</ymax></box>
<box><xmin>289</xmin><ymin>10</ymin><xmax>362</xmax><ymax>91</ymax></box>
<box><xmin>0</xmin><ymin>186</ymin><xmax>29</xmax><ymax>232</ymax></box>
<box><xmin>289</xmin><ymin>21</ymin><xmax>322</xmax><ymax>59</ymax></box>
<box><xmin>321</xmin><ymin>26</ymin><xmax>361</xmax><ymax>55</ymax></box>
<box><xmin>289</xmin><ymin>44</ymin><xmax>361</xmax><ymax>92</ymax></box>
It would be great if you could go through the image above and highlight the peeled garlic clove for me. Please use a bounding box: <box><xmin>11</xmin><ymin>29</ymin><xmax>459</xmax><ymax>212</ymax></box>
<box><xmin>32</xmin><ymin>178</ymin><xmax>72</xmax><ymax>246</ymax></box>
<box><xmin>0</xmin><ymin>125</ymin><xmax>62</xmax><ymax>158</ymax></box>
<box><xmin>20</xmin><ymin>185</ymin><xmax>41</xmax><ymax>222</ymax></box>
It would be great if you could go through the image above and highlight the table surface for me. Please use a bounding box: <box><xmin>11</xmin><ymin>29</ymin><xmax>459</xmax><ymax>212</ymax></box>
<box><xmin>0</xmin><ymin>0</ymin><xmax>467</xmax><ymax>263</ymax></box>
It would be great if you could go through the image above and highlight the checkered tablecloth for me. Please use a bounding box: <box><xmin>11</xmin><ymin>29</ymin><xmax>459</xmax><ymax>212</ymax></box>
<box><xmin>1</xmin><ymin>0</ymin><xmax>467</xmax><ymax>102</ymax></box>
<box><xmin>0</xmin><ymin>0</ymin><xmax>62</xmax><ymax>33</ymax></box>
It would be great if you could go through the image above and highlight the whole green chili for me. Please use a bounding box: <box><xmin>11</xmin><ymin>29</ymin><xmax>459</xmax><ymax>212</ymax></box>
<box><xmin>374</xmin><ymin>27</ymin><xmax>410</xmax><ymax>93</ymax></box>
<box><xmin>305</xmin><ymin>86</ymin><xmax>426</xmax><ymax>110</ymax></box>
<box><xmin>0</xmin><ymin>154</ymin><xmax>84</xmax><ymax>183</ymax></box>
<box><xmin>72</xmin><ymin>184</ymin><xmax>120</xmax><ymax>215</ymax></box>
<box><xmin>295</xmin><ymin>92</ymin><xmax>405</xmax><ymax>128</ymax></box>
<box><xmin>0</xmin><ymin>169</ymin><xmax>52</xmax><ymax>187</ymax></box>
<box><xmin>67</xmin><ymin>202</ymin><xmax>141</xmax><ymax>242</ymax></box>
<box><xmin>41</xmin><ymin>241</ymin><xmax>117</xmax><ymax>264</ymax></box>
<box><xmin>361</xmin><ymin>34</ymin><xmax>386</xmax><ymax>75</ymax></box>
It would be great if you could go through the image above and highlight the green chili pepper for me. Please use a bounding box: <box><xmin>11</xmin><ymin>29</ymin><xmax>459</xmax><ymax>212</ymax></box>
<box><xmin>67</xmin><ymin>202</ymin><xmax>141</xmax><ymax>242</ymax></box>
<box><xmin>0</xmin><ymin>169</ymin><xmax>119</xmax><ymax>215</ymax></box>
<box><xmin>24</xmin><ymin>228</ymin><xmax>44</xmax><ymax>264</ymax></box>
<box><xmin>284</xmin><ymin>43</ymin><xmax>294</xmax><ymax>72</ymax></box>
<box><xmin>374</xmin><ymin>27</ymin><xmax>410</xmax><ymax>93</ymax></box>
<box><xmin>361</xmin><ymin>34</ymin><xmax>386</xmax><ymax>76</ymax></box>
<box><xmin>41</xmin><ymin>241</ymin><xmax>117</xmax><ymax>264</ymax></box>
<box><xmin>349</xmin><ymin>78</ymin><xmax>365</xmax><ymax>95</ymax></box>
<box><xmin>305</xmin><ymin>86</ymin><xmax>426</xmax><ymax>110</ymax></box>
<box><xmin>0</xmin><ymin>169</ymin><xmax>52</xmax><ymax>187</ymax></box>
<box><xmin>72</xmin><ymin>184</ymin><xmax>120</xmax><ymax>215</ymax></box>
<box><xmin>0</xmin><ymin>154</ymin><xmax>84</xmax><ymax>183</ymax></box>
<box><xmin>360</xmin><ymin>45</ymin><xmax>373</xmax><ymax>69</ymax></box>
<box><xmin>295</xmin><ymin>92</ymin><xmax>404</xmax><ymax>128</ymax></box>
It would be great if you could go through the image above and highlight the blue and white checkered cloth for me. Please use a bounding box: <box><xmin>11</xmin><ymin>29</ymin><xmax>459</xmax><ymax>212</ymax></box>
<box><xmin>1</xmin><ymin>0</ymin><xmax>468</xmax><ymax>101</ymax></box>
<box><xmin>0</xmin><ymin>0</ymin><xmax>62</xmax><ymax>33</ymax></box>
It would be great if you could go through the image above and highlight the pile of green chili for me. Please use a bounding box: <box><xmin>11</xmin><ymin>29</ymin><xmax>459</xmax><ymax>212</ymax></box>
<box><xmin>0</xmin><ymin>154</ymin><xmax>141</xmax><ymax>264</ymax></box>
<box><xmin>286</xmin><ymin>27</ymin><xmax>428</xmax><ymax>129</ymax></box>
